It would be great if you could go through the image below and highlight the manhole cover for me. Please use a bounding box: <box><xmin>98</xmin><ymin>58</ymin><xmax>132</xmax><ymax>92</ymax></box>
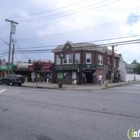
<box><xmin>36</xmin><ymin>135</ymin><xmax>52</xmax><ymax>140</ymax></box>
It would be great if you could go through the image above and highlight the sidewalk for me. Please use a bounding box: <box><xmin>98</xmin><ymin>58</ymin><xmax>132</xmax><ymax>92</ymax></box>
<box><xmin>22</xmin><ymin>80</ymin><xmax>140</xmax><ymax>91</ymax></box>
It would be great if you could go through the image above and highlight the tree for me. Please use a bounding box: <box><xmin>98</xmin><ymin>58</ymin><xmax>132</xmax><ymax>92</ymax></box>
<box><xmin>33</xmin><ymin>61</ymin><xmax>43</xmax><ymax>72</ymax></box>
<box><xmin>134</xmin><ymin>63</ymin><xmax>140</xmax><ymax>74</ymax></box>
<box><xmin>33</xmin><ymin>61</ymin><xmax>43</xmax><ymax>87</ymax></box>
<box><xmin>0</xmin><ymin>58</ymin><xmax>1</xmax><ymax>65</ymax></box>
<box><xmin>131</xmin><ymin>59</ymin><xmax>139</xmax><ymax>64</ymax></box>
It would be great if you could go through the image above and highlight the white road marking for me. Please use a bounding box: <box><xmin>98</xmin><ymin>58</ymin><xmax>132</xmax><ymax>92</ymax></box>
<box><xmin>131</xmin><ymin>85</ymin><xmax>140</xmax><ymax>87</ymax></box>
<box><xmin>0</xmin><ymin>89</ymin><xmax>6</xmax><ymax>93</ymax></box>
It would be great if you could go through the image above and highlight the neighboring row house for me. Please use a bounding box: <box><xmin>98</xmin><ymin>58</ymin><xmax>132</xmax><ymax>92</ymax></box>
<box><xmin>52</xmin><ymin>41</ymin><xmax>120</xmax><ymax>84</ymax></box>
<box><xmin>127</xmin><ymin>64</ymin><xmax>137</xmax><ymax>74</ymax></box>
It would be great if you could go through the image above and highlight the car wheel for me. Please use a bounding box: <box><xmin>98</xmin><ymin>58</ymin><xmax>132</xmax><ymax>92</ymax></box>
<box><xmin>0</xmin><ymin>81</ymin><xmax>2</xmax><ymax>85</ymax></box>
<box><xmin>9</xmin><ymin>81</ymin><xmax>13</xmax><ymax>86</ymax></box>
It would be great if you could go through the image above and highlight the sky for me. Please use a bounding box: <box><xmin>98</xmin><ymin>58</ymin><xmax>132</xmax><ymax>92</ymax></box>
<box><xmin>0</xmin><ymin>0</ymin><xmax>140</xmax><ymax>64</ymax></box>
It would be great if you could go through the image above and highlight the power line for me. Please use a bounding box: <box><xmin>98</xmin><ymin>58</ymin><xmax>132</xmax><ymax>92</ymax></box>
<box><xmin>15</xmin><ymin>42</ymin><xmax>30</xmax><ymax>59</ymax></box>
<box><xmin>16</xmin><ymin>35</ymin><xmax>140</xmax><ymax>49</ymax></box>
<box><xmin>10</xmin><ymin>0</ymin><xmax>89</xmax><ymax>18</ymax></box>
<box><xmin>16</xmin><ymin>0</ymin><xmax>119</xmax><ymax>22</ymax></box>
<box><xmin>14</xmin><ymin>39</ymin><xmax>140</xmax><ymax>54</ymax></box>
<box><xmin>16</xmin><ymin>14</ymin><xmax>140</xmax><ymax>42</ymax></box>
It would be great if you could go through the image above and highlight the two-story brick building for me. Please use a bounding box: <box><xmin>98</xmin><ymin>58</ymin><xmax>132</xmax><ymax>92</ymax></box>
<box><xmin>52</xmin><ymin>41</ymin><xmax>120</xmax><ymax>84</ymax></box>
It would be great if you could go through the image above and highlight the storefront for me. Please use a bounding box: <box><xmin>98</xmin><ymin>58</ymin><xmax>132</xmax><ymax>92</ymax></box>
<box><xmin>14</xmin><ymin>63</ymin><xmax>32</xmax><ymax>82</ymax></box>
<box><xmin>0</xmin><ymin>64</ymin><xmax>15</xmax><ymax>78</ymax></box>
<box><xmin>55</xmin><ymin>64</ymin><xmax>105</xmax><ymax>84</ymax></box>
<box><xmin>30</xmin><ymin>62</ymin><xmax>54</xmax><ymax>83</ymax></box>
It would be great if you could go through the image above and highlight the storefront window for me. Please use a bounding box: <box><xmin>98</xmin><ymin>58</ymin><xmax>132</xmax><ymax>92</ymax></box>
<box><xmin>64</xmin><ymin>71</ymin><xmax>72</xmax><ymax>79</ymax></box>
<box><xmin>57</xmin><ymin>72</ymin><xmax>63</xmax><ymax>78</ymax></box>
<box><xmin>72</xmin><ymin>72</ymin><xmax>77</xmax><ymax>79</ymax></box>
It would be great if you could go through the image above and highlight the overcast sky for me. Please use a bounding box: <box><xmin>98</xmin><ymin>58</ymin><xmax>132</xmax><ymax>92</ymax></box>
<box><xmin>0</xmin><ymin>0</ymin><xmax>140</xmax><ymax>63</ymax></box>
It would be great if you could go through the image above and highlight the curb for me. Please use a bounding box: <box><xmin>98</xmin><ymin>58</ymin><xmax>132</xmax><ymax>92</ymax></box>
<box><xmin>102</xmin><ymin>81</ymin><xmax>140</xmax><ymax>89</ymax></box>
<box><xmin>22</xmin><ymin>81</ymin><xmax>140</xmax><ymax>91</ymax></box>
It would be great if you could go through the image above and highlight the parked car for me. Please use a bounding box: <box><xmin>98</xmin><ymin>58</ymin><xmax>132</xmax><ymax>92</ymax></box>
<box><xmin>0</xmin><ymin>74</ymin><xmax>24</xmax><ymax>86</ymax></box>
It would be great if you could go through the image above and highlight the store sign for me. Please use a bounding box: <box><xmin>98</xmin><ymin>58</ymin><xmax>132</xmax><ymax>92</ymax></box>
<box><xmin>41</xmin><ymin>64</ymin><xmax>53</xmax><ymax>71</ymax></box>
<box><xmin>0</xmin><ymin>65</ymin><xmax>15</xmax><ymax>71</ymax></box>
<box><xmin>55</xmin><ymin>64</ymin><xmax>104</xmax><ymax>70</ymax></box>
<box><xmin>17</xmin><ymin>64</ymin><xmax>28</xmax><ymax>69</ymax></box>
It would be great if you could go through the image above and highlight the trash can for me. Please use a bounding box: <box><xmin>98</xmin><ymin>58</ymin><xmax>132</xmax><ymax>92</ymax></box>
<box><xmin>58</xmin><ymin>82</ymin><xmax>62</xmax><ymax>88</ymax></box>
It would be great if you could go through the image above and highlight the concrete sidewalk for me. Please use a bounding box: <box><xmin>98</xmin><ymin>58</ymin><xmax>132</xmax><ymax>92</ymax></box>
<box><xmin>22</xmin><ymin>80</ymin><xmax>140</xmax><ymax>91</ymax></box>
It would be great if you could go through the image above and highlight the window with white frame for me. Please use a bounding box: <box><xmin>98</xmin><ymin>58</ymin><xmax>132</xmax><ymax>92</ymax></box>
<box><xmin>86</xmin><ymin>53</ymin><xmax>91</xmax><ymax>64</ymax></box>
<box><xmin>75</xmin><ymin>53</ymin><xmax>80</xmax><ymax>64</ymax></box>
<box><xmin>63</xmin><ymin>54</ymin><xmax>73</xmax><ymax>64</ymax></box>
<box><xmin>56</xmin><ymin>54</ymin><xmax>60</xmax><ymax>64</ymax></box>
<box><xmin>98</xmin><ymin>55</ymin><xmax>103</xmax><ymax>65</ymax></box>
<box><xmin>108</xmin><ymin>57</ymin><xmax>110</xmax><ymax>65</ymax></box>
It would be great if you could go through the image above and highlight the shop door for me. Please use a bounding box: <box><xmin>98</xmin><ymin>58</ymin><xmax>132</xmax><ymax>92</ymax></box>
<box><xmin>85</xmin><ymin>71</ymin><xmax>93</xmax><ymax>83</ymax></box>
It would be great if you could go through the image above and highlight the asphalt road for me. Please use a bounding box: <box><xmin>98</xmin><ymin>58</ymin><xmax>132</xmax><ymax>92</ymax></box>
<box><xmin>0</xmin><ymin>82</ymin><xmax>140</xmax><ymax>140</ymax></box>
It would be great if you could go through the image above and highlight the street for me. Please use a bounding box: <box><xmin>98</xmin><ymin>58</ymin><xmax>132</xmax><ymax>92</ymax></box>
<box><xmin>0</xmin><ymin>82</ymin><xmax>140</xmax><ymax>140</ymax></box>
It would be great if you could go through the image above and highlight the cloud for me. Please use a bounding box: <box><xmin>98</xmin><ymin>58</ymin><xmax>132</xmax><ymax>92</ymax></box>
<box><xmin>0</xmin><ymin>0</ymin><xmax>140</xmax><ymax>63</ymax></box>
<box><xmin>126</xmin><ymin>13</ymin><xmax>140</xmax><ymax>26</ymax></box>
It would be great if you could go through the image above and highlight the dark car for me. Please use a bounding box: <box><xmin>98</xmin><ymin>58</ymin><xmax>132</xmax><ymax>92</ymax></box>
<box><xmin>0</xmin><ymin>74</ymin><xmax>24</xmax><ymax>86</ymax></box>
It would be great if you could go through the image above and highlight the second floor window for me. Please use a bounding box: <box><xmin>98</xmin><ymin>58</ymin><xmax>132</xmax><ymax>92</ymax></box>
<box><xmin>86</xmin><ymin>53</ymin><xmax>91</xmax><ymax>64</ymax></box>
<box><xmin>75</xmin><ymin>53</ymin><xmax>80</xmax><ymax>64</ymax></box>
<box><xmin>98</xmin><ymin>55</ymin><xmax>103</xmax><ymax>65</ymax></box>
<box><xmin>63</xmin><ymin>54</ymin><xmax>73</xmax><ymax>64</ymax></box>
<box><xmin>56</xmin><ymin>54</ymin><xmax>60</xmax><ymax>64</ymax></box>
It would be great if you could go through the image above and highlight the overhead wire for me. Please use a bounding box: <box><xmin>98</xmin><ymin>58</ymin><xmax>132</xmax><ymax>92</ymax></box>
<box><xmin>10</xmin><ymin>0</ymin><xmax>91</xmax><ymax>18</ymax></box>
<box><xmin>15</xmin><ymin>0</ymin><xmax>119</xmax><ymax>22</ymax></box>
<box><xmin>14</xmin><ymin>39</ymin><xmax>140</xmax><ymax>54</ymax></box>
<box><xmin>15</xmin><ymin>42</ymin><xmax>30</xmax><ymax>59</ymax></box>
<box><xmin>16</xmin><ymin>14</ymin><xmax>140</xmax><ymax>44</ymax></box>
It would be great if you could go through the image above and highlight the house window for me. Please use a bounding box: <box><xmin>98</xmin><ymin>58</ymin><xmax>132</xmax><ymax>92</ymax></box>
<box><xmin>86</xmin><ymin>53</ymin><xmax>91</xmax><ymax>64</ymax></box>
<box><xmin>63</xmin><ymin>54</ymin><xmax>73</xmax><ymax>64</ymax></box>
<box><xmin>75</xmin><ymin>53</ymin><xmax>80</xmax><ymax>64</ymax></box>
<box><xmin>108</xmin><ymin>57</ymin><xmax>110</xmax><ymax>65</ymax></box>
<box><xmin>98</xmin><ymin>55</ymin><xmax>103</xmax><ymax>65</ymax></box>
<box><xmin>56</xmin><ymin>54</ymin><xmax>60</xmax><ymax>64</ymax></box>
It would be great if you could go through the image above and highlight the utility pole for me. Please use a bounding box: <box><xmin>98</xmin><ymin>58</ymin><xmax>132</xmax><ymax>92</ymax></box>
<box><xmin>111</xmin><ymin>45</ymin><xmax>115</xmax><ymax>73</ymax></box>
<box><xmin>5</xmin><ymin>19</ymin><xmax>18</xmax><ymax>74</ymax></box>
<box><xmin>11</xmin><ymin>43</ymin><xmax>15</xmax><ymax>68</ymax></box>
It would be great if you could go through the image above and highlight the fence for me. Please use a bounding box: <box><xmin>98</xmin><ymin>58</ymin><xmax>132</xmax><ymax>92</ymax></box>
<box><xmin>126</xmin><ymin>74</ymin><xmax>140</xmax><ymax>81</ymax></box>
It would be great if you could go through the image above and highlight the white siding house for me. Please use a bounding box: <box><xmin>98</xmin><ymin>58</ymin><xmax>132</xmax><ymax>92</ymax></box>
<box><xmin>118</xmin><ymin>54</ymin><xmax>127</xmax><ymax>81</ymax></box>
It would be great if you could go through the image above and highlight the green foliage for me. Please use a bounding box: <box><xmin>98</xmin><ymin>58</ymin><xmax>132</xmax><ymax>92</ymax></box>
<box><xmin>134</xmin><ymin>63</ymin><xmax>140</xmax><ymax>74</ymax></box>
<box><xmin>131</xmin><ymin>59</ymin><xmax>139</xmax><ymax>64</ymax></box>
<box><xmin>33</xmin><ymin>61</ymin><xmax>43</xmax><ymax>72</ymax></box>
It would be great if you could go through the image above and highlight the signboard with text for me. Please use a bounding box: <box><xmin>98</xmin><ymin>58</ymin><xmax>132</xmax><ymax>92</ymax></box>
<box><xmin>55</xmin><ymin>64</ymin><xmax>104</xmax><ymax>70</ymax></box>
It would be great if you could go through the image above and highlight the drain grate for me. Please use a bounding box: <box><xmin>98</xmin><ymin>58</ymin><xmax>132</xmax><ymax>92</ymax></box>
<box><xmin>36</xmin><ymin>135</ymin><xmax>52</xmax><ymax>140</ymax></box>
